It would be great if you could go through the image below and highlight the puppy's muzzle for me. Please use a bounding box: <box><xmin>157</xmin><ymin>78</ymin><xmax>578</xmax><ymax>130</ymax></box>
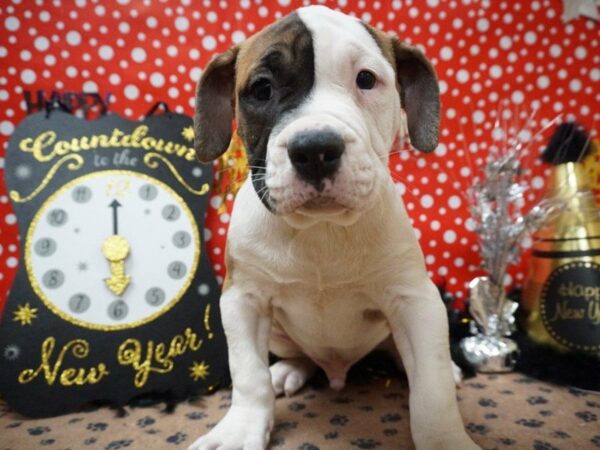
<box><xmin>287</xmin><ymin>127</ymin><xmax>345</xmax><ymax>192</ymax></box>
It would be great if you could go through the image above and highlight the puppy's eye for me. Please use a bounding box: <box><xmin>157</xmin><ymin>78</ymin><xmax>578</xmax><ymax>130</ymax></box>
<box><xmin>356</xmin><ymin>70</ymin><xmax>376</xmax><ymax>90</ymax></box>
<box><xmin>250</xmin><ymin>79</ymin><xmax>273</xmax><ymax>101</ymax></box>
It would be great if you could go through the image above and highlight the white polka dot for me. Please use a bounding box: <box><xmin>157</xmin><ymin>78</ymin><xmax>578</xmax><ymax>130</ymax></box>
<box><xmin>536</xmin><ymin>75</ymin><xmax>550</xmax><ymax>89</ymax></box>
<box><xmin>5</xmin><ymin>213</ymin><xmax>16</xmax><ymax>225</ymax></box>
<box><xmin>427</xmin><ymin>0</ymin><xmax>439</xmax><ymax>6</ymax></box>
<box><xmin>524</xmin><ymin>31</ymin><xmax>537</xmax><ymax>45</ymax></box>
<box><xmin>511</xmin><ymin>90</ymin><xmax>524</xmax><ymax>104</ymax></box>
<box><xmin>499</xmin><ymin>36</ymin><xmax>512</xmax><ymax>50</ymax></box>
<box><xmin>278</xmin><ymin>0</ymin><xmax>291</xmax><ymax>5</ymax></box>
<box><xmin>489</xmin><ymin>65</ymin><xmax>502</xmax><ymax>78</ymax></box>
<box><xmin>420</xmin><ymin>194</ymin><xmax>434</xmax><ymax>208</ymax></box>
<box><xmin>190</xmin><ymin>67</ymin><xmax>202</xmax><ymax>82</ymax></box>
<box><xmin>5</xmin><ymin>17</ymin><xmax>20</xmax><ymax>32</ymax></box>
<box><xmin>83</xmin><ymin>81</ymin><xmax>97</xmax><ymax>92</ymax></box>
<box><xmin>456</xmin><ymin>69</ymin><xmax>469</xmax><ymax>83</ymax></box>
<box><xmin>146</xmin><ymin>16</ymin><xmax>158</xmax><ymax>28</ymax></box>
<box><xmin>434</xmin><ymin>143</ymin><xmax>447</xmax><ymax>156</ymax></box>
<box><xmin>20</xmin><ymin>50</ymin><xmax>31</xmax><ymax>61</ymax></box>
<box><xmin>124</xmin><ymin>84</ymin><xmax>139</xmax><ymax>100</ymax></box>
<box><xmin>232</xmin><ymin>30</ymin><xmax>246</xmax><ymax>44</ymax></box>
<box><xmin>150</xmin><ymin>72</ymin><xmax>165</xmax><ymax>87</ymax></box>
<box><xmin>34</xmin><ymin>36</ymin><xmax>50</xmax><ymax>51</ymax></box>
<box><xmin>440</xmin><ymin>46</ymin><xmax>453</xmax><ymax>61</ymax></box>
<box><xmin>549</xmin><ymin>44</ymin><xmax>561</xmax><ymax>57</ymax></box>
<box><xmin>476</xmin><ymin>18</ymin><xmax>489</xmax><ymax>32</ymax></box>
<box><xmin>0</xmin><ymin>121</ymin><xmax>14</xmax><ymax>136</ymax></box>
<box><xmin>532</xmin><ymin>176</ymin><xmax>544</xmax><ymax>189</ymax></box>
<box><xmin>443</xmin><ymin>230</ymin><xmax>457</xmax><ymax>244</ymax></box>
<box><xmin>109</xmin><ymin>73</ymin><xmax>120</xmax><ymax>85</ymax></box>
<box><xmin>202</xmin><ymin>36</ymin><xmax>217</xmax><ymax>51</ymax></box>
<box><xmin>131</xmin><ymin>47</ymin><xmax>146</xmax><ymax>63</ymax></box>
<box><xmin>472</xmin><ymin>110</ymin><xmax>485</xmax><ymax>124</ymax></box>
<box><xmin>575</xmin><ymin>46</ymin><xmax>587</xmax><ymax>59</ymax></box>
<box><xmin>454</xmin><ymin>257</ymin><xmax>464</xmax><ymax>267</ymax></box>
<box><xmin>66</xmin><ymin>66</ymin><xmax>78</xmax><ymax>77</ymax></box>
<box><xmin>448</xmin><ymin>195</ymin><xmax>461</xmax><ymax>209</ymax></box>
<box><xmin>66</xmin><ymin>30</ymin><xmax>82</xmax><ymax>46</ymax></box>
<box><xmin>168</xmin><ymin>87</ymin><xmax>179</xmax><ymax>98</ymax></box>
<box><xmin>7</xmin><ymin>257</ymin><xmax>18</xmax><ymax>268</ymax></box>
<box><xmin>175</xmin><ymin>16</ymin><xmax>189</xmax><ymax>32</ymax></box>
<box><xmin>20</xmin><ymin>69</ymin><xmax>36</xmax><ymax>84</ymax></box>
<box><xmin>569</xmin><ymin>79</ymin><xmax>581</xmax><ymax>92</ymax></box>
<box><xmin>590</xmin><ymin>69</ymin><xmax>600</xmax><ymax>82</ymax></box>
<box><xmin>99</xmin><ymin>45</ymin><xmax>114</xmax><ymax>60</ymax></box>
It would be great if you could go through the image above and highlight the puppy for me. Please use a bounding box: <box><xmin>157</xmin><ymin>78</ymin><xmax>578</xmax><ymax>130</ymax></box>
<box><xmin>189</xmin><ymin>6</ymin><xmax>479</xmax><ymax>450</ymax></box>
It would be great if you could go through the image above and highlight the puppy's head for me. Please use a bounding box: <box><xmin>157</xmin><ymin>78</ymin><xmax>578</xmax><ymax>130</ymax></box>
<box><xmin>194</xmin><ymin>5</ymin><xmax>439</xmax><ymax>228</ymax></box>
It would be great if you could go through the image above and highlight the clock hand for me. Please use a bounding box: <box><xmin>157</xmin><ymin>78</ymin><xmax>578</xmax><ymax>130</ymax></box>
<box><xmin>109</xmin><ymin>199</ymin><xmax>122</xmax><ymax>235</ymax></box>
<box><xmin>103</xmin><ymin>200</ymin><xmax>131</xmax><ymax>296</ymax></box>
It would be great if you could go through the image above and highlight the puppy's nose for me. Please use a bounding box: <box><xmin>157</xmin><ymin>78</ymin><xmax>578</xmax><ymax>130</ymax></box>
<box><xmin>287</xmin><ymin>128</ymin><xmax>345</xmax><ymax>190</ymax></box>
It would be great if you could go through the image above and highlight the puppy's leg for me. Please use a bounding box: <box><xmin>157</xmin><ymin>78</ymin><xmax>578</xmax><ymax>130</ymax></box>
<box><xmin>188</xmin><ymin>286</ymin><xmax>274</xmax><ymax>450</ymax></box>
<box><xmin>381</xmin><ymin>279</ymin><xmax>480</xmax><ymax>450</ymax></box>
<box><xmin>379</xmin><ymin>335</ymin><xmax>463</xmax><ymax>385</ymax></box>
<box><xmin>270</xmin><ymin>358</ymin><xmax>317</xmax><ymax>397</ymax></box>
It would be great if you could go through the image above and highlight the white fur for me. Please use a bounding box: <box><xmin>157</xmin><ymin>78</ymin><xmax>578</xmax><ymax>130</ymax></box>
<box><xmin>189</xmin><ymin>6</ymin><xmax>479</xmax><ymax>450</ymax></box>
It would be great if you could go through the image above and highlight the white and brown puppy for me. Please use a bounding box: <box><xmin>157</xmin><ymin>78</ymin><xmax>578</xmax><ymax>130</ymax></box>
<box><xmin>189</xmin><ymin>6</ymin><xmax>479</xmax><ymax>450</ymax></box>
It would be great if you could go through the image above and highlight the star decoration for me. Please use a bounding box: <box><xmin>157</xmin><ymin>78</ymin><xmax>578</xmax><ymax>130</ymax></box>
<box><xmin>3</xmin><ymin>344</ymin><xmax>20</xmax><ymax>361</ymax></box>
<box><xmin>562</xmin><ymin>0</ymin><xmax>600</xmax><ymax>22</ymax></box>
<box><xmin>13</xmin><ymin>303</ymin><xmax>38</xmax><ymax>326</ymax></box>
<box><xmin>189</xmin><ymin>361</ymin><xmax>210</xmax><ymax>381</ymax></box>
<box><xmin>182</xmin><ymin>126</ymin><xmax>195</xmax><ymax>142</ymax></box>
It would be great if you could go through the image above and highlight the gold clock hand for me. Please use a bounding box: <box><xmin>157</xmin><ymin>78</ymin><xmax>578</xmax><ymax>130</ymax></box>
<box><xmin>102</xmin><ymin>234</ymin><xmax>131</xmax><ymax>296</ymax></box>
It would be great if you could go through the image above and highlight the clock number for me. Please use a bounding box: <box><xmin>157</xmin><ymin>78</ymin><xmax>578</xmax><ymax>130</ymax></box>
<box><xmin>68</xmin><ymin>293</ymin><xmax>91</xmax><ymax>313</ymax></box>
<box><xmin>172</xmin><ymin>231</ymin><xmax>191</xmax><ymax>248</ymax></box>
<box><xmin>108</xmin><ymin>300</ymin><xmax>129</xmax><ymax>321</ymax></box>
<box><xmin>167</xmin><ymin>261</ymin><xmax>187</xmax><ymax>280</ymax></box>
<box><xmin>34</xmin><ymin>238</ymin><xmax>57</xmax><ymax>257</ymax></box>
<box><xmin>145</xmin><ymin>287</ymin><xmax>166</xmax><ymax>306</ymax></box>
<box><xmin>72</xmin><ymin>186</ymin><xmax>92</xmax><ymax>203</ymax></box>
<box><xmin>139</xmin><ymin>184</ymin><xmax>158</xmax><ymax>201</ymax></box>
<box><xmin>42</xmin><ymin>269</ymin><xmax>64</xmax><ymax>289</ymax></box>
<box><xmin>47</xmin><ymin>209</ymin><xmax>68</xmax><ymax>227</ymax></box>
<box><xmin>106</xmin><ymin>180</ymin><xmax>130</xmax><ymax>198</ymax></box>
<box><xmin>162</xmin><ymin>204</ymin><xmax>181</xmax><ymax>221</ymax></box>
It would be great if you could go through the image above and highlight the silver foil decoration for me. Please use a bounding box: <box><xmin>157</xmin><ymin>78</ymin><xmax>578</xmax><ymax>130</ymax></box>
<box><xmin>460</xmin><ymin>110</ymin><xmax>562</xmax><ymax>373</ymax></box>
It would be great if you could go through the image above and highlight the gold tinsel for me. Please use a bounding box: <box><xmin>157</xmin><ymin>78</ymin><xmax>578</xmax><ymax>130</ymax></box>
<box><xmin>213</xmin><ymin>130</ymin><xmax>249</xmax><ymax>214</ymax></box>
<box><xmin>582</xmin><ymin>138</ymin><xmax>600</xmax><ymax>205</ymax></box>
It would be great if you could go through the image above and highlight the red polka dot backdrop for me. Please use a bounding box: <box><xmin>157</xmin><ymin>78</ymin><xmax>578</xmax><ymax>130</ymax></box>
<box><xmin>0</xmin><ymin>0</ymin><xmax>598</xmax><ymax>313</ymax></box>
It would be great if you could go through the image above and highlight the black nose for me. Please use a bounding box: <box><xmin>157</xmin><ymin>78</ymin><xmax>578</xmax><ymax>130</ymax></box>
<box><xmin>287</xmin><ymin>128</ymin><xmax>345</xmax><ymax>191</ymax></box>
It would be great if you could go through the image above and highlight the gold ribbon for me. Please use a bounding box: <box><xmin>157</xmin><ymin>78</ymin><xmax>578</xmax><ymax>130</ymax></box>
<box><xmin>143</xmin><ymin>152</ymin><xmax>209</xmax><ymax>196</ymax></box>
<box><xmin>10</xmin><ymin>154</ymin><xmax>84</xmax><ymax>203</ymax></box>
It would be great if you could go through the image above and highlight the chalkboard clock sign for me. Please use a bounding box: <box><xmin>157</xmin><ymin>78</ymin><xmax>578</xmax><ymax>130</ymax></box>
<box><xmin>0</xmin><ymin>105</ymin><xmax>227</xmax><ymax>417</ymax></box>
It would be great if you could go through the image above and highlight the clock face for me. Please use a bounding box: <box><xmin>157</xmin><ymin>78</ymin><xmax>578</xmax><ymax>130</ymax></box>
<box><xmin>24</xmin><ymin>170</ymin><xmax>200</xmax><ymax>330</ymax></box>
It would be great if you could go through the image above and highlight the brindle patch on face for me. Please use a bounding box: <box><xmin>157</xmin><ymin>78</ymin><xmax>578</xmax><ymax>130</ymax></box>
<box><xmin>234</xmin><ymin>12</ymin><xmax>315</xmax><ymax>211</ymax></box>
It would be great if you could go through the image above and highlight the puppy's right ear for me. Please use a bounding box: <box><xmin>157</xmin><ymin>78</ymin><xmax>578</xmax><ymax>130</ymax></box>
<box><xmin>194</xmin><ymin>46</ymin><xmax>239</xmax><ymax>163</ymax></box>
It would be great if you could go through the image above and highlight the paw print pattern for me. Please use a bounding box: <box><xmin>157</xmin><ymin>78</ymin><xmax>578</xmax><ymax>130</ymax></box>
<box><xmin>351</xmin><ymin>438</ymin><xmax>381</xmax><ymax>449</ymax></box>
<box><xmin>105</xmin><ymin>440</ymin><xmax>133</xmax><ymax>450</ymax></box>
<box><xmin>533</xmin><ymin>440</ymin><xmax>559</xmax><ymax>450</ymax></box>
<box><xmin>329</xmin><ymin>415</ymin><xmax>349</xmax><ymax>426</ymax></box>
<box><xmin>289</xmin><ymin>402</ymin><xmax>306</xmax><ymax>412</ymax></box>
<box><xmin>466</xmin><ymin>422</ymin><xmax>489</xmax><ymax>435</ymax></box>
<box><xmin>478</xmin><ymin>398</ymin><xmax>497</xmax><ymax>407</ymax></box>
<box><xmin>576</xmin><ymin>411</ymin><xmax>598</xmax><ymax>423</ymax></box>
<box><xmin>87</xmin><ymin>422</ymin><xmax>108</xmax><ymax>432</ymax></box>
<box><xmin>515</xmin><ymin>418</ymin><xmax>545</xmax><ymax>428</ymax></box>
<box><xmin>136</xmin><ymin>416</ymin><xmax>155</xmax><ymax>428</ymax></box>
<box><xmin>184</xmin><ymin>411</ymin><xmax>206</xmax><ymax>420</ymax></box>
<box><xmin>298</xmin><ymin>443</ymin><xmax>319</xmax><ymax>450</ymax></box>
<box><xmin>527</xmin><ymin>396</ymin><xmax>548</xmax><ymax>405</ymax></box>
<box><xmin>27</xmin><ymin>426</ymin><xmax>50</xmax><ymax>436</ymax></box>
<box><xmin>380</xmin><ymin>413</ymin><xmax>401</xmax><ymax>423</ymax></box>
<box><xmin>324</xmin><ymin>431</ymin><xmax>339</xmax><ymax>440</ymax></box>
<box><xmin>165</xmin><ymin>431</ymin><xmax>187</xmax><ymax>444</ymax></box>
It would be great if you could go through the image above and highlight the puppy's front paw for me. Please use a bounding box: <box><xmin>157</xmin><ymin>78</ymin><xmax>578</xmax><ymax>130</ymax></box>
<box><xmin>188</xmin><ymin>405</ymin><xmax>273</xmax><ymax>450</ymax></box>
<box><xmin>416</xmin><ymin>432</ymin><xmax>481</xmax><ymax>450</ymax></box>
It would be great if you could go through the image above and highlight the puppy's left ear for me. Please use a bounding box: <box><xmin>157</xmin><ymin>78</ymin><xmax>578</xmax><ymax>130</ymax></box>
<box><xmin>392</xmin><ymin>38</ymin><xmax>440</xmax><ymax>153</ymax></box>
<box><xmin>193</xmin><ymin>46</ymin><xmax>239</xmax><ymax>163</ymax></box>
